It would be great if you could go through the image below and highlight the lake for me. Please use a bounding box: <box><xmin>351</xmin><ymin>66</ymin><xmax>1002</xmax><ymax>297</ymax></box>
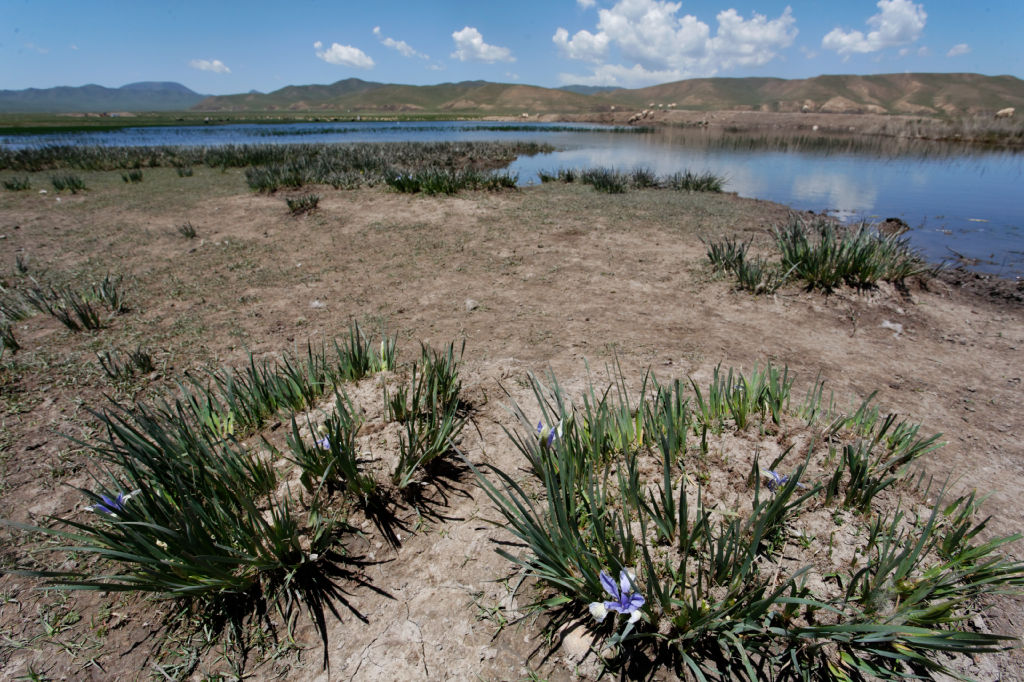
<box><xmin>3</xmin><ymin>120</ymin><xmax>1021</xmax><ymax>276</ymax></box>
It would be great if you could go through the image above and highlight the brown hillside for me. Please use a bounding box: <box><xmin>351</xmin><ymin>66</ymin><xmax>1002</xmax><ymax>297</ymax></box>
<box><xmin>192</xmin><ymin>73</ymin><xmax>1024</xmax><ymax>117</ymax></box>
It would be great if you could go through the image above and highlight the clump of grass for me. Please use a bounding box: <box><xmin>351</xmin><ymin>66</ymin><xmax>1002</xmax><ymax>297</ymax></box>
<box><xmin>557</xmin><ymin>167</ymin><xmax>577</xmax><ymax>183</ymax></box>
<box><xmin>734</xmin><ymin>256</ymin><xmax>790</xmax><ymax>294</ymax></box>
<box><xmin>5</xmin><ymin>397</ymin><xmax>301</xmax><ymax>597</ymax></box>
<box><xmin>629</xmin><ymin>166</ymin><xmax>658</xmax><ymax>188</ymax></box>
<box><xmin>93</xmin><ymin>273</ymin><xmax>129</xmax><ymax>314</ymax></box>
<box><xmin>285</xmin><ymin>391</ymin><xmax>377</xmax><ymax>500</ymax></box>
<box><xmin>0</xmin><ymin>319</ymin><xmax>18</xmax><ymax>353</ymax></box>
<box><xmin>392</xmin><ymin>342</ymin><xmax>466</xmax><ymax>491</ymax></box>
<box><xmin>23</xmin><ymin>282</ymin><xmax>104</xmax><ymax>331</ymax></box>
<box><xmin>546</xmin><ymin>167</ymin><xmax>727</xmax><ymax>194</ymax></box>
<box><xmin>97</xmin><ymin>346</ymin><xmax>155</xmax><ymax>382</ymax></box>
<box><xmin>666</xmin><ymin>170</ymin><xmax>725</xmax><ymax>192</ymax></box>
<box><xmin>120</xmin><ymin>169</ymin><xmax>144</xmax><ymax>183</ymax></box>
<box><xmin>178</xmin><ymin>220</ymin><xmax>197</xmax><ymax>239</ymax></box>
<box><xmin>175</xmin><ymin>166</ymin><xmax>194</xmax><ymax>177</ymax></box>
<box><xmin>471</xmin><ymin>364</ymin><xmax>1024</xmax><ymax>680</ymax></box>
<box><xmin>704</xmin><ymin>235</ymin><xmax>750</xmax><ymax>273</ymax></box>
<box><xmin>19</xmin><ymin>274</ymin><xmax>126</xmax><ymax>331</ymax></box>
<box><xmin>2</xmin><ymin>176</ymin><xmax>31</xmax><ymax>191</ymax></box>
<box><xmin>50</xmin><ymin>172</ymin><xmax>86</xmax><ymax>193</ymax></box>
<box><xmin>0</xmin><ymin>284</ymin><xmax>32</xmax><ymax>321</ymax></box>
<box><xmin>775</xmin><ymin>216</ymin><xmax>930</xmax><ymax>291</ymax></box>
<box><xmin>709</xmin><ymin>216</ymin><xmax>932</xmax><ymax>295</ymax></box>
<box><xmin>580</xmin><ymin>167</ymin><xmax>629</xmax><ymax>193</ymax></box>
<box><xmin>384</xmin><ymin>168</ymin><xmax>518</xmax><ymax>195</ymax></box>
<box><xmin>286</xmin><ymin>193</ymin><xmax>320</xmax><ymax>215</ymax></box>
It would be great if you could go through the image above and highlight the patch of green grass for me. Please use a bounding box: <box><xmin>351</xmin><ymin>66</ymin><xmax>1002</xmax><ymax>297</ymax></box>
<box><xmin>50</xmin><ymin>172</ymin><xmax>86</xmax><ymax>193</ymax></box>
<box><xmin>666</xmin><ymin>170</ymin><xmax>725</xmax><ymax>192</ymax></box>
<box><xmin>2</xmin><ymin>175</ymin><xmax>31</xmax><ymax>191</ymax></box>
<box><xmin>775</xmin><ymin>216</ymin><xmax>931</xmax><ymax>291</ymax></box>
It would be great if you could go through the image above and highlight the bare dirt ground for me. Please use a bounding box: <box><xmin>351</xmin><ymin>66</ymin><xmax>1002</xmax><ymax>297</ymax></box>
<box><xmin>0</xmin><ymin>169</ymin><xmax>1022</xmax><ymax>680</ymax></box>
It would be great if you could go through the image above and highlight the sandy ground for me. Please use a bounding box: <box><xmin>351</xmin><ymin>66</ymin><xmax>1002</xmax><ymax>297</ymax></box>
<box><xmin>0</xmin><ymin>171</ymin><xmax>1022</xmax><ymax>680</ymax></box>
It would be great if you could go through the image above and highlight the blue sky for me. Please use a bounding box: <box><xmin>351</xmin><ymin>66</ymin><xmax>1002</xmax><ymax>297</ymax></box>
<box><xmin>3</xmin><ymin>0</ymin><xmax>1022</xmax><ymax>94</ymax></box>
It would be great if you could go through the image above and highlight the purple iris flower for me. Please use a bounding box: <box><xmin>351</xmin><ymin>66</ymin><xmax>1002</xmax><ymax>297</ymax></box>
<box><xmin>600</xmin><ymin>569</ymin><xmax>645</xmax><ymax>615</ymax></box>
<box><xmin>764</xmin><ymin>470</ymin><xmax>805</xmax><ymax>492</ymax></box>
<box><xmin>93</xmin><ymin>492</ymin><xmax>128</xmax><ymax>515</ymax></box>
<box><xmin>536</xmin><ymin>420</ymin><xmax>562</xmax><ymax>447</ymax></box>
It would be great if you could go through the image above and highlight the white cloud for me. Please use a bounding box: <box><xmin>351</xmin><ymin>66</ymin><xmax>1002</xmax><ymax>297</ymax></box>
<box><xmin>822</xmin><ymin>0</ymin><xmax>926</xmax><ymax>56</ymax></box>
<box><xmin>373</xmin><ymin>26</ymin><xmax>428</xmax><ymax>60</ymax></box>
<box><xmin>946</xmin><ymin>43</ymin><xmax>970</xmax><ymax>57</ymax></box>
<box><xmin>709</xmin><ymin>7</ymin><xmax>797</xmax><ymax>70</ymax></box>
<box><xmin>553</xmin><ymin>27</ymin><xmax>609</xmax><ymax>63</ymax></box>
<box><xmin>314</xmin><ymin>41</ymin><xmax>374</xmax><ymax>69</ymax></box>
<box><xmin>918</xmin><ymin>45</ymin><xmax>930</xmax><ymax>56</ymax></box>
<box><xmin>451</xmin><ymin>26</ymin><xmax>514</xmax><ymax>63</ymax></box>
<box><xmin>189</xmin><ymin>59</ymin><xmax>230</xmax><ymax>74</ymax></box>
<box><xmin>577</xmin><ymin>0</ymin><xmax>597</xmax><ymax>7</ymax></box>
<box><xmin>558</xmin><ymin>62</ymin><xmax>686</xmax><ymax>88</ymax></box>
<box><xmin>554</xmin><ymin>1</ymin><xmax>796</xmax><ymax>87</ymax></box>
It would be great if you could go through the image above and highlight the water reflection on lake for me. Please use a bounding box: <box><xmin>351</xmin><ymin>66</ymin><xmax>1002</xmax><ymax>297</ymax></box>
<box><xmin>510</xmin><ymin>128</ymin><xmax>1023</xmax><ymax>276</ymax></box>
<box><xmin>3</xmin><ymin>121</ymin><xmax>1021</xmax><ymax>275</ymax></box>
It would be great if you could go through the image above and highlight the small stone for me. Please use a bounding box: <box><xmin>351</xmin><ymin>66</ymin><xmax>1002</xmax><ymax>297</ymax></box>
<box><xmin>310</xmin><ymin>300</ymin><xmax>326</xmax><ymax>309</ymax></box>
<box><xmin>560</xmin><ymin>627</ymin><xmax>596</xmax><ymax>661</ymax></box>
<box><xmin>465</xmin><ymin>298</ymin><xmax>479</xmax><ymax>312</ymax></box>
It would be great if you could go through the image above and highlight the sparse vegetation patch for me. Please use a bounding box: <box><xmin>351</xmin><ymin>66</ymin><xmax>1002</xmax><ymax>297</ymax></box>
<box><xmin>473</xmin><ymin>365</ymin><xmax>1024</xmax><ymax>680</ymax></box>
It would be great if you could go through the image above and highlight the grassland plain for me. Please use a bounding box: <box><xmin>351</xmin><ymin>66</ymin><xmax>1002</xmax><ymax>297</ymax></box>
<box><xmin>0</xmin><ymin>164</ymin><xmax>1022</xmax><ymax>680</ymax></box>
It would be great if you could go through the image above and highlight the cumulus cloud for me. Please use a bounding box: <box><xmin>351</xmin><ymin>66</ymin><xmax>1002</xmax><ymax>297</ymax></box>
<box><xmin>554</xmin><ymin>0</ymin><xmax>797</xmax><ymax>87</ymax></box>
<box><xmin>189</xmin><ymin>59</ymin><xmax>230</xmax><ymax>74</ymax></box>
<box><xmin>553</xmin><ymin>27</ymin><xmax>609</xmax><ymax>63</ymax></box>
<box><xmin>946</xmin><ymin>43</ymin><xmax>970</xmax><ymax>57</ymax></box>
<box><xmin>709</xmin><ymin>7</ymin><xmax>798</xmax><ymax>70</ymax></box>
<box><xmin>314</xmin><ymin>41</ymin><xmax>374</xmax><ymax>69</ymax></box>
<box><xmin>373</xmin><ymin>26</ymin><xmax>428</xmax><ymax>59</ymax></box>
<box><xmin>451</xmin><ymin>26</ymin><xmax>515</xmax><ymax>63</ymax></box>
<box><xmin>577</xmin><ymin>0</ymin><xmax>597</xmax><ymax>7</ymax></box>
<box><xmin>822</xmin><ymin>0</ymin><xmax>926</xmax><ymax>56</ymax></box>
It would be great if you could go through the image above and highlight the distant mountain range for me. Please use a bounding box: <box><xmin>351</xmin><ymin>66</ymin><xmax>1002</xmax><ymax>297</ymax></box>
<box><xmin>0</xmin><ymin>82</ymin><xmax>207</xmax><ymax>113</ymax></box>
<box><xmin>2</xmin><ymin>74</ymin><xmax>1022</xmax><ymax>117</ymax></box>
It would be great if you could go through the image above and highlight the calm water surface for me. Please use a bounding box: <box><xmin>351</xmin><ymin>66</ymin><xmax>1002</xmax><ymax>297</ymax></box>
<box><xmin>4</xmin><ymin>121</ymin><xmax>1021</xmax><ymax>275</ymax></box>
